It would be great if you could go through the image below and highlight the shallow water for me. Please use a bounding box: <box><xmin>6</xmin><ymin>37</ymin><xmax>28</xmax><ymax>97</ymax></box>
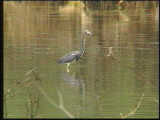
<box><xmin>4</xmin><ymin>1</ymin><xmax>159</xmax><ymax>118</ymax></box>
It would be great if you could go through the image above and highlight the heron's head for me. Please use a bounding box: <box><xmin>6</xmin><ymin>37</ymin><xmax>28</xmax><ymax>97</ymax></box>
<box><xmin>84</xmin><ymin>30</ymin><xmax>92</xmax><ymax>36</ymax></box>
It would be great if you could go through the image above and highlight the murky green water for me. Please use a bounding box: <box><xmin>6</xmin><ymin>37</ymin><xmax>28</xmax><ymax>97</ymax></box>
<box><xmin>4</xmin><ymin>1</ymin><xmax>159</xmax><ymax>118</ymax></box>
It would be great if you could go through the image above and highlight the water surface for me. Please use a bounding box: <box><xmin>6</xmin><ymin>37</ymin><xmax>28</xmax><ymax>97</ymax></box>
<box><xmin>4</xmin><ymin>1</ymin><xmax>159</xmax><ymax>118</ymax></box>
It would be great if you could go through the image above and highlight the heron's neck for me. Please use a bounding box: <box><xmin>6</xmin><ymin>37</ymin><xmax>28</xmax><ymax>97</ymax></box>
<box><xmin>80</xmin><ymin>33</ymin><xmax>86</xmax><ymax>55</ymax></box>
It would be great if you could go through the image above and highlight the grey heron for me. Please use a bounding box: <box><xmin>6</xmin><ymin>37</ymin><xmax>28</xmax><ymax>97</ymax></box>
<box><xmin>57</xmin><ymin>30</ymin><xmax>92</xmax><ymax>72</ymax></box>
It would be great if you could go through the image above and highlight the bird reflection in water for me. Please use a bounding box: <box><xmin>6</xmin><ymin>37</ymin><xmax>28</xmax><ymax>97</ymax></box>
<box><xmin>60</xmin><ymin>72</ymin><xmax>86</xmax><ymax>113</ymax></box>
<box><xmin>61</xmin><ymin>72</ymin><xmax>84</xmax><ymax>87</ymax></box>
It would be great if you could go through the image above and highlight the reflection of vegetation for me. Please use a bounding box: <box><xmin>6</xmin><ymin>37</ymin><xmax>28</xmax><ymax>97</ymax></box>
<box><xmin>4</xmin><ymin>88</ymin><xmax>16</xmax><ymax>118</ymax></box>
<box><xmin>83</xmin><ymin>1</ymin><xmax>158</xmax><ymax>11</ymax></box>
<box><xmin>6</xmin><ymin>1</ymin><xmax>159</xmax><ymax>12</ymax></box>
<box><xmin>4</xmin><ymin>94</ymin><xmax>8</xmax><ymax>118</ymax></box>
<box><xmin>25</xmin><ymin>93</ymin><xmax>40</xmax><ymax>118</ymax></box>
<box><xmin>120</xmin><ymin>93</ymin><xmax>144</xmax><ymax>118</ymax></box>
<box><xmin>154</xmin><ymin>98</ymin><xmax>159</xmax><ymax>103</ymax></box>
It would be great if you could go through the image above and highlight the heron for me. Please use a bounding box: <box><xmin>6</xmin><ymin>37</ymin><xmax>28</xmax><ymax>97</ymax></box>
<box><xmin>57</xmin><ymin>30</ymin><xmax>92</xmax><ymax>72</ymax></box>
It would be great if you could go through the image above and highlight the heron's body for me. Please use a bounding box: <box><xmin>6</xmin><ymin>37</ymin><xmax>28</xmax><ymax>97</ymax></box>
<box><xmin>57</xmin><ymin>50</ymin><xmax>81</xmax><ymax>64</ymax></box>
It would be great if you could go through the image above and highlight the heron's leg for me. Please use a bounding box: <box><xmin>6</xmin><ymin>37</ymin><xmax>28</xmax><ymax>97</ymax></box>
<box><xmin>67</xmin><ymin>63</ymin><xmax>70</xmax><ymax>72</ymax></box>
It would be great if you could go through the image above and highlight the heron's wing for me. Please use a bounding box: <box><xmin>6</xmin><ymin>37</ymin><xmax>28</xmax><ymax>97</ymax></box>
<box><xmin>57</xmin><ymin>51</ymin><xmax>81</xmax><ymax>64</ymax></box>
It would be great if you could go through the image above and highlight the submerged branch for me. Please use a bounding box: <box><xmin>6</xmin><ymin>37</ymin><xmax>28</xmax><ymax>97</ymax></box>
<box><xmin>120</xmin><ymin>93</ymin><xmax>144</xmax><ymax>118</ymax></box>
<box><xmin>25</xmin><ymin>67</ymin><xmax>37</xmax><ymax>76</ymax></box>
<box><xmin>35</xmin><ymin>82</ymin><xmax>74</xmax><ymax>118</ymax></box>
<box><xmin>57</xmin><ymin>90</ymin><xmax>74</xmax><ymax>118</ymax></box>
<box><xmin>26</xmin><ymin>68</ymin><xmax>74</xmax><ymax>118</ymax></box>
<box><xmin>153</xmin><ymin>98</ymin><xmax>159</xmax><ymax>104</ymax></box>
